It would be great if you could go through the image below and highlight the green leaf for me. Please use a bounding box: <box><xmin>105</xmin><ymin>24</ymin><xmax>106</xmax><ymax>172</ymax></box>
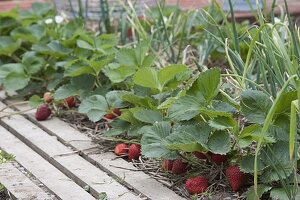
<box><xmin>141</xmin><ymin>122</ymin><xmax>178</xmax><ymax>159</ymax></box>
<box><xmin>116</xmin><ymin>48</ymin><xmax>137</xmax><ymax>67</ymax></box>
<box><xmin>240</xmin><ymin>155</ymin><xmax>266</xmax><ymax>173</ymax></box>
<box><xmin>133</xmin><ymin>109</ymin><xmax>163</xmax><ymax>123</ymax></box>
<box><xmin>102</xmin><ymin>63</ymin><xmax>136</xmax><ymax>83</ymax></box>
<box><xmin>11</xmin><ymin>24</ymin><xmax>45</xmax><ymax>43</ymax></box>
<box><xmin>0</xmin><ymin>36</ymin><xmax>21</xmax><ymax>56</ymax></box>
<box><xmin>32</xmin><ymin>41</ymin><xmax>72</xmax><ymax>57</ymax></box>
<box><xmin>273</xmin><ymin>90</ymin><xmax>297</xmax><ymax>115</ymax></box>
<box><xmin>4</xmin><ymin>72</ymin><xmax>30</xmax><ymax>91</ymax></box>
<box><xmin>54</xmin><ymin>84</ymin><xmax>78</xmax><ymax>100</ymax></box>
<box><xmin>64</xmin><ymin>59</ymin><xmax>94</xmax><ymax>77</ymax></box>
<box><xmin>29</xmin><ymin>95</ymin><xmax>44</xmax><ymax>108</ymax></box>
<box><xmin>208</xmin><ymin>116</ymin><xmax>237</xmax><ymax>130</ymax></box>
<box><xmin>240</xmin><ymin>90</ymin><xmax>272</xmax><ymax>124</ymax></box>
<box><xmin>270</xmin><ymin>187</ymin><xmax>300</xmax><ymax>200</ymax></box>
<box><xmin>0</xmin><ymin>63</ymin><xmax>24</xmax><ymax>82</ymax></box>
<box><xmin>165</xmin><ymin>123</ymin><xmax>211</xmax><ymax>152</ymax></box>
<box><xmin>158</xmin><ymin>64</ymin><xmax>187</xmax><ymax>87</ymax></box>
<box><xmin>188</xmin><ymin>68</ymin><xmax>221</xmax><ymax>102</ymax></box>
<box><xmin>78</xmin><ymin>95</ymin><xmax>108</xmax><ymax>122</ymax></box>
<box><xmin>133</xmin><ymin>68</ymin><xmax>161</xmax><ymax>90</ymax></box>
<box><xmin>22</xmin><ymin>52</ymin><xmax>45</xmax><ymax>74</ymax></box>
<box><xmin>0</xmin><ymin>16</ymin><xmax>18</xmax><ymax>32</ymax></box>
<box><xmin>207</xmin><ymin>130</ymin><xmax>231</xmax><ymax>154</ymax></box>
<box><xmin>91</xmin><ymin>55</ymin><xmax>114</xmax><ymax>75</ymax></box>
<box><xmin>246</xmin><ymin>185</ymin><xmax>272</xmax><ymax>200</ymax></box>
<box><xmin>105</xmin><ymin>90</ymin><xmax>128</xmax><ymax>108</ymax></box>
<box><xmin>121</xmin><ymin>93</ymin><xmax>155</xmax><ymax>109</ymax></box>
<box><xmin>77</xmin><ymin>39</ymin><xmax>94</xmax><ymax>50</ymax></box>
<box><xmin>168</xmin><ymin>95</ymin><xmax>204</xmax><ymax>121</ymax></box>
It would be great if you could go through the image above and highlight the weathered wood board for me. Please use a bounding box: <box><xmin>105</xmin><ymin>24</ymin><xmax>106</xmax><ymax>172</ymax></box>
<box><xmin>0</xmin><ymin>162</ymin><xmax>53</xmax><ymax>200</ymax></box>
<box><xmin>0</xmin><ymin>126</ymin><xmax>95</xmax><ymax>200</ymax></box>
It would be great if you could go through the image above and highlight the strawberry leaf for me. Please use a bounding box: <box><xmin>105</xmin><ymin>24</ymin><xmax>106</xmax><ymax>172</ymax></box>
<box><xmin>240</xmin><ymin>90</ymin><xmax>272</xmax><ymax>124</ymax></box>
<box><xmin>164</xmin><ymin>123</ymin><xmax>211</xmax><ymax>152</ymax></box>
<box><xmin>141</xmin><ymin>122</ymin><xmax>178</xmax><ymax>159</ymax></box>
<box><xmin>78</xmin><ymin>95</ymin><xmax>108</xmax><ymax>122</ymax></box>
<box><xmin>168</xmin><ymin>95</ymin><xmax>204</xmax><ymax>121</ymax></box>
<box><xmin>207</xmin><ymin>130</ymin><xmax>231</xmax><ymax>154</ymax></box>
<box><xmin>133</xmin><ymin>109</ymin><xmax>163</xmax><ymax>123</ymax></box>
<box><xmin>246</xmin><ymin>185</ymin><xmax>272</xmax><ymax>200</ymax></box>
<box><xmin>188</xmin><ymin>68</ymin><xmax>221</xmax><ymax>102</ymax></box>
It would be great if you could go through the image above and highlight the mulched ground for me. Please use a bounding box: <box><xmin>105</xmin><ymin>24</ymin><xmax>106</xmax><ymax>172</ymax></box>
<box><xmin>60</xmin><ymin>111</ymin><xmax>248</xmax><ymax>200</ymax></box>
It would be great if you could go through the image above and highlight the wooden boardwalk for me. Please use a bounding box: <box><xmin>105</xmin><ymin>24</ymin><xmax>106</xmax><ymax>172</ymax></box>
<box><xmin>0</xmin><ymin>91</ymin><xmax>185</xmax><ymax>200</ymax></box>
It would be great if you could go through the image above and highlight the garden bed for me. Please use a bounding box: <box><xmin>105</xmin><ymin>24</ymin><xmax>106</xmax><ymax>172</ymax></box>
<box><xmin>1</xmin><ymin>1</ymin><xmax>300</xmax><ymax>200</ymax></box>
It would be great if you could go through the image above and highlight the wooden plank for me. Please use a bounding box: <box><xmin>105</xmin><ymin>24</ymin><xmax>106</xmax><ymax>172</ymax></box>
<box><xmin>0</xmin><ymin>126</ymin><xmax>95</xmax><ymax>200</ymax></box>
<box><xmin>7</xmin><ymin>101</ymin><xmax>185</xmax><ymax>200</ymax></box>
<box><xmin>0</xmin><ymin>102</ymin><xmax>142</xmax><ymax>200</ymax></box>
<box><xmin>0</xmin><ymin>162</ymin><xmax>52</xmax><ymax>200</ymax></box>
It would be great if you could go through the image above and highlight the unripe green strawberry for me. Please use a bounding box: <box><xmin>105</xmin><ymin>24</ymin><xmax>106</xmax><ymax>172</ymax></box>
<box><xmin>35</xmin><ymin>104</ymin><xmax>51</xmax><ymax>121</ymax></box>
<box><xmin>226</xmin><ymin>165</ymin><xmax>246</xmax><ymax>192</ymax></box>
<box><xmin>43</xmin><ymin>92</ymin><xmax>53</xmax><ymax>103</ymax></box>
<box><xmin>185</xmin><ymin>176</ymin><xmax>209</xmax><ymax>194</ymax></box>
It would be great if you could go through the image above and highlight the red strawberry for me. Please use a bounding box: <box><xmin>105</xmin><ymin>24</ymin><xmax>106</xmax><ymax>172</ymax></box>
<box><xmin>226</xmin><ymin>165</ymin><xmax>245</xmax><ymax>191</ymax></box>
<box><xmin>64</xmin><ymin>96</ymin><xmax>76</xmax><ymax>108</ymax></box>
<box><xmin>112</xmin><ymin>108</ymin><xmax>121</xmax><ymax>116</ymax></box>
<box><xmin>128</xmin><ymin>144</ymin><xmax>141</xmax><ymax>160</ymax></box>
<box><xmin>43</xmin><ymin>92</ymin><xmax>53</xmax><ymax>103</ymax></box>
<box><xmin>172</xmin><ymin>159</ymin><xmax>189</xmax><ymax>175</ymax></box>
<box><xmin>161</xmin><ymin>160</ymin><xmax>173</xmax><ymax>171</ymax></box>
<box><xmin>114</xmin><ymin>143</ymin><xmax>128</xmax><ymax>156</ymax></box>
<box><xmin>210</xmin><ymin>153</ymin><xmax>228</xmax><ymax>165</ymax></box>
<box><xmin>35</xmin><ymin>104</ymin><xmax>51</xmax><ymax>121</ymax></box>
<box><xmin>127</xmin><ymin>27</ymin><xmax>133</xmax><ymax>38</ymax></box>
<box><xmin>104</xmin><ymin>113</ymin><xmax>116</xmax><ymax>120</ymax></box>
<box><xmin>185</xmin><ymin>176</ymin><xmax>209</xmax><ymax>194</ymax></box>
<box><xmin>194</xmin><ymin>152</ymin><xmax>207</xmax><ymax>160</ymax></box>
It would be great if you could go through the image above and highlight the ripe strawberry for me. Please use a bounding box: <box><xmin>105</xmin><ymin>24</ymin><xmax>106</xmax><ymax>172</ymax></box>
<box><xmin>172</xmin><ymin>159</ymin><xmax>189</xmax><ymax>175</ymax></box>
<box><xmin>114</xmin><ymin>143</ymin><xmax>128</xmax><ymax>156</ymax></box>
<box><xmin>127</xmin><ymin>27</ymin><xmax>133</xmax><ymax>38</ymax></box>
<box><xmin>210</xmin><ymin>153</ymin><xmax>228</xmax><ymax>165</ymax></box>
<box><xmin>43</xmin><ymin>92</ymin><xmax>53</xmax><ymax>103</ymax></box>
<box><xmin>112</xmin><ymin>108</ymin><xmax>121</xmax><ymax>116</ymax></box>
<box><xmin>194</xmin><ymin>152</ymin><xmax>207</xmax><ymax>160</ymax></box>
<box><xmin>185</xmin><ymin>176</ymin><xmax>209</xmax><ymax>194</ymax></box>
<box><xmin>35</xmin><ymin>104</ymin><xmax>51</xmax><ymax>121</ymax></box>
<box><xmin>128</xmin><ymin>144</ymin><xmax>141</xmax><ymax>160</ymax></box>
<box><xmin>161</xmin><ymin>160</ymin><xmax>173</xmax><ymax>171</ymax></box>
<box><xmin>64</xmin><ymin>96</ymin><xmax>76</xmax><ymax>108</ymax></box>
<box><xmin>226</xmin><ymin>165</ymin><xmax>245</xmax><ymax>191</ymax></box>
<box><xmin>104</xmin><ymin>113</ymin><xmax>116</xmax><ymax>120</ymax></box>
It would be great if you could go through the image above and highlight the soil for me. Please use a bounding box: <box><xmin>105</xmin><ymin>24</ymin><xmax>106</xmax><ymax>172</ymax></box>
<box><xmin>0</xmin><ymin>188</ymin><xmax>11</xmax><ymax>200</ymax></box>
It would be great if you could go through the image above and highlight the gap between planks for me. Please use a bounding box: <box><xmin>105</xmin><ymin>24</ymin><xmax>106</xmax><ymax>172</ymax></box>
<box><xmin>0</xmin><ymin>92</ymin><xmax>186</xmax><ymax>200</ymax></box>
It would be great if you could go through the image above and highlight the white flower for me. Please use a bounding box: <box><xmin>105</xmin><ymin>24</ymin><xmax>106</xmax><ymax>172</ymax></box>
<box><xmin>163</xmin><ymin>16</ymin><xmax>168</xmax><ymax>24</ymax></box>
<box><xmin>274</xmin><ymin>17</ymin><xmax>281</xmax><ymax>23</ymax></box>
<box><xmin>45</xmin><ymin>18</ymin><xmax>53</xmax><ymax>24</ymax></box>
<box><xmin>55</xmin><ymin>15</ymin><xmax>64</xmax><ymax>24</ymax></box>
